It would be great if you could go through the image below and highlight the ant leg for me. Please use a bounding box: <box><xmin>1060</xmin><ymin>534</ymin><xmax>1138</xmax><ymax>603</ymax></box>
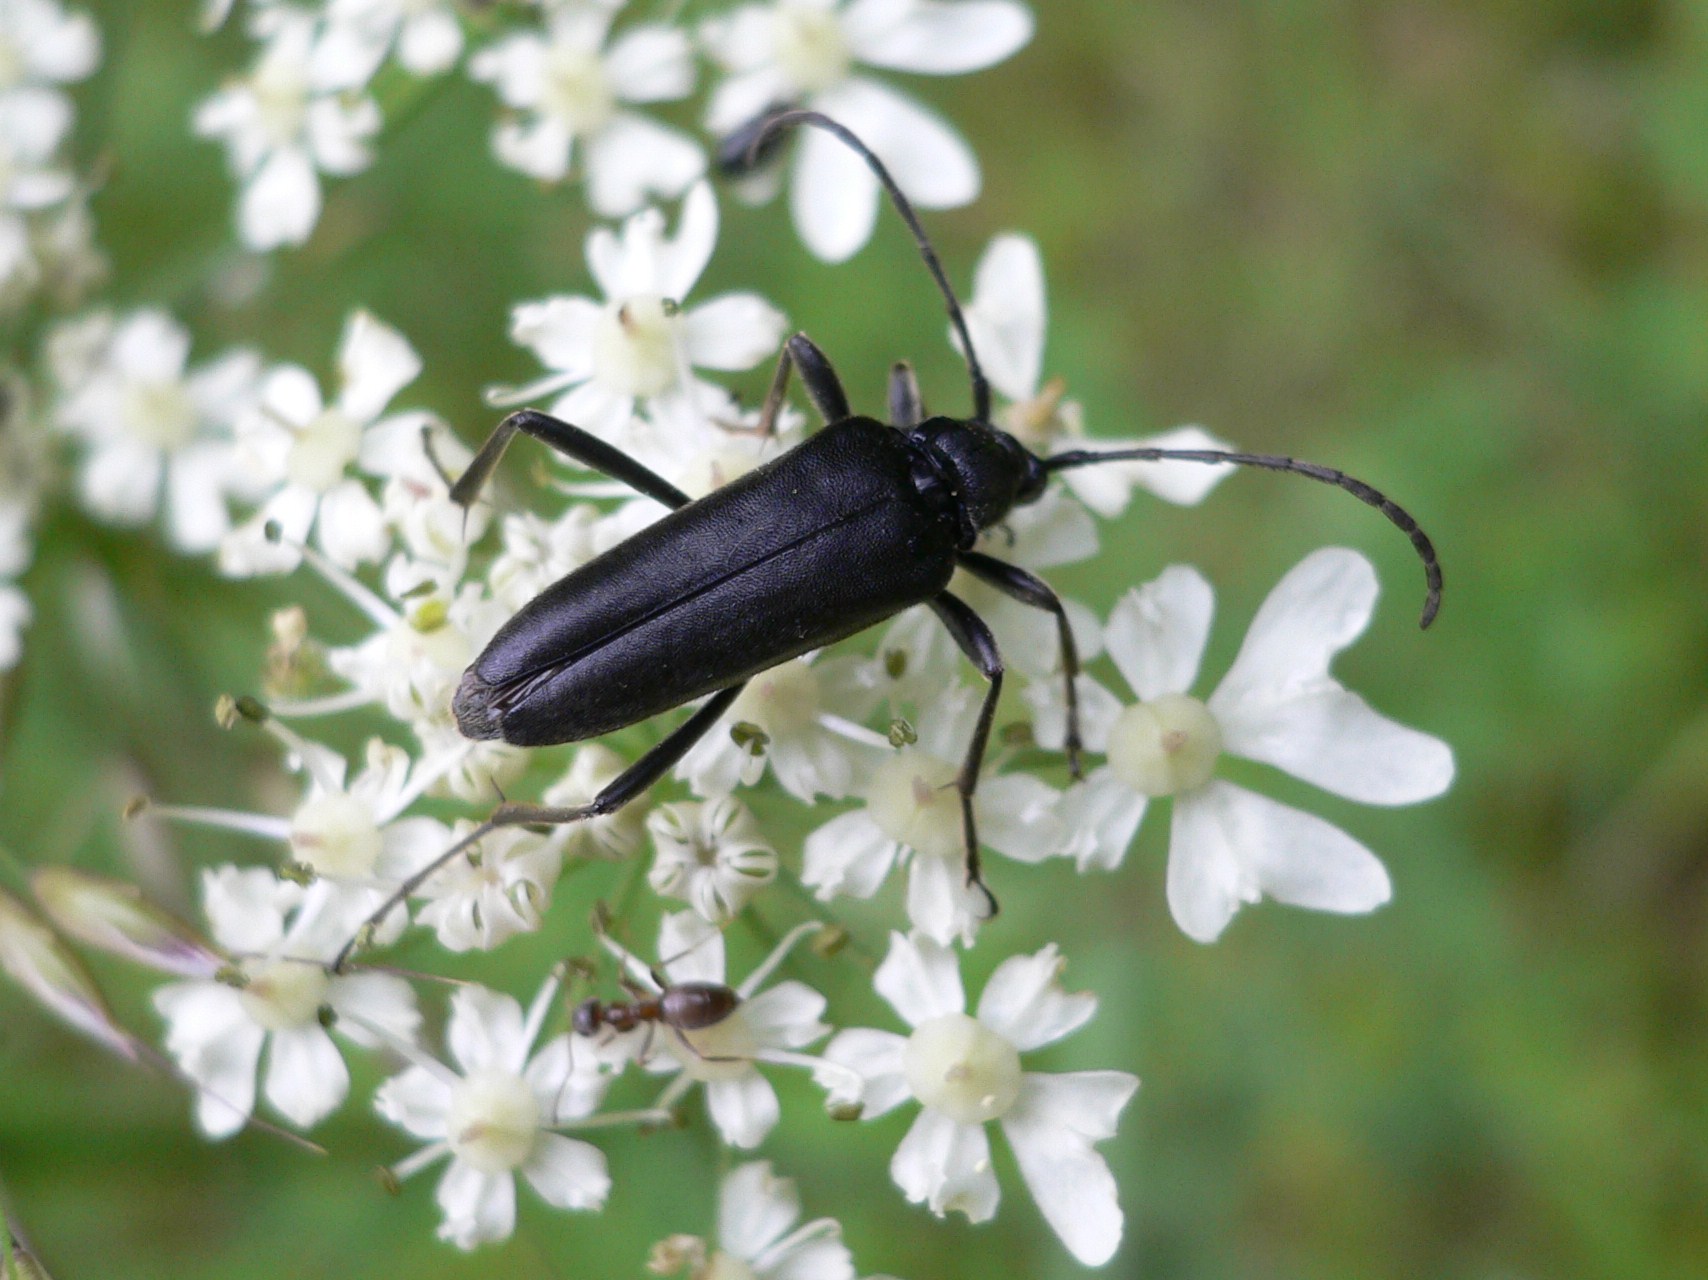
<box><xmin>888</xmin><ymin>361</ymin><xmax>925</xmax><ymax>428</ymax></box>
<box><xmin>450</xmin><ymin>408</ymin><xmax>692</xmax><ymax>513</ymax></box>
<box><xmin>957</xmin><ymin>551</ymin><xmax>1084</xmax><ymax>779</ymax></box>
<box><xmin>926</xmin><ymin>591</ymin><xmax>1005</xmax><ymax>918</ymax></box>
<box><xmin>333</xmin><ymin>683</ymin><xmax>747</xmax><ymax>970</ymax></box>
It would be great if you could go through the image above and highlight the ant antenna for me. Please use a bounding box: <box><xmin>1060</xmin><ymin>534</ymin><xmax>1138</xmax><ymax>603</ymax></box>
<box><xmin>1044</xmin><ymin>445</ymin><xmax>1444</xmax><ymax>628</ymax></box>
<box><xmin>746</xmin><ymin>109</ymin><xmax>992</xmax><ymax>424</ymax></box>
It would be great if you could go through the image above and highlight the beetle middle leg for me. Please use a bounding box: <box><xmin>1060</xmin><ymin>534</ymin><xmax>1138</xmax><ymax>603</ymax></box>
<box><xmin>956</xmin><ymin>551</ymin><xmax>1085</xmax><ymax>779</ymax></box>
<box><xmin>333</xmin><ymin>683</ymin><xmax>747</xmax><ymax>971</ymax></box>
<box><xmin>450</xmin><ymin>408</ymin><xmax>693</xmax><ymax>512</ymax></box>
<box><xmin>926</xmin><ymin>591</ymin><xmax>1006</xmax><ymax>918</ymax></box>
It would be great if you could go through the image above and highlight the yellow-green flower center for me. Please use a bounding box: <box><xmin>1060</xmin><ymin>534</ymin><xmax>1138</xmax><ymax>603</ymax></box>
<box><xmin>121</xmin><ymin>378</ymin><xmax>196</xmax><ymax>451</ymax></box>
<box><xmin>544</xmin><ymin>45</ymin><xmax>615</xmax><ymax>135</ymax></box>
<box><xmin>1106</xmin><ymin>693</ymin><xmax>1223</xmax><ymax>796</ymax></box>
<box><xmin>289</xmin><ymin>791</ymin><xmax>383</xmax><ymax>879</ymax></box>
<box><xmin>286</xmin><ymin>408</ymin><xmax>362</xmax><ymax>492</ymax></box>
<box><xmin>237</xmin><ymin>957</ymin><xmax>330</xmax><ymax>1031</ymax></box>
<box><xmin>867</xmin><ymin>750</ymin><xmax>962</xmax><ymax>861</ymax></box>
<box><xmin>775</xmin><ymin>4</ymin><xmax>851</xmax><ymax>94</ymax></box>
<box><xmin>446</xmin><ymin>1067</ymin><xmax>543</xmax><ymax>1173</ymax></box>
<box><xmin>591</xmin><ymin>296</ymin><xmax>680</xmax><ymax>398</ymax></box>
<box><xmin>904</xmin><ymin>1012</ymin><xmax>1022</xmax><ymax>1125</ymax></box>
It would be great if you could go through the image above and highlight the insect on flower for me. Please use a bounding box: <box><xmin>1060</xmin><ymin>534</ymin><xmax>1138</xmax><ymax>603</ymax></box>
<box><xmin>338</xmin><ymin>111</ymin><xmax>1444</xmax><ymax>966</ymax></box>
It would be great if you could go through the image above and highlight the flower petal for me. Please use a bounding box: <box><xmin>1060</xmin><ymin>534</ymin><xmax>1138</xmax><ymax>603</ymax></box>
<box><xmin>583</xmin><ymin>112</ymin><xmax>705</xmax><ymax>219</ymax></box>
<box><xmin>706</xmin><ymin>1071</ymin><xmax>781</xmax><ymax>1149</ymax></box>
<box><xmin>821</xmin><ymin>1026</ymin><xmax>912</xmax><ymax>1117</ymax></box>
<box><xmin>446</xmin><ymin>984</ymin><xmax>528</xmax><ymax>1075</ymax></box>
<box><xmin>802</xmin><ymin>810</ymin><xmax>899</xmax><ymax>901</ymax></box>
<box><xmin>435</xmin><ymin>1161</ymin><xmax>516</xmax><ymax>1249</ymax></box>
<box><xmin>522</xmin><ymin>1133</ymin><xmax>610</xmax><ymax>1210</ymax></box>
<box><xmin>975</xmin><ymin>943</ymin><xmax>1096</xmax><ymax>1052</ymax></box>
<box><xmin>1002</xmin><ymin>1070</ymin><xmax>1139</xmax><ymax>1266</ymax></box>
<box><xmin>373</xmin><ymin>1064</ymin><xmax>452</xmax><ymax>1140</ymax></box>
<box><xmin>890</xmin><ymin>1108</ymin><xmax>999</xmax><ymax>1223</ymax></box>
<box><xmin>1168</xmin><ymin>781</ymin><xmax>1392</xmax><ymax>943</ymax></box>
<box><xmin>846</xmin><ymin>0</ymin><xmax>1033</xmax><ymax>74</ymax></box>
<box><xmin>719</xmin><ymin>1161</ymin><xmax>800</xmax><ymax>1262</ymax></box>
<box><xmin>262</xmin><ymin>1023</ymin><xmax>349</xmax><ymax>1127</ymax></box>
<box><xmin>960</xmin><ymin>231</ymin><xmax>1043</xmax><ymax>402</ymax></box>
<box><xmin>682</xmin><ymin>293</ymin><xmax>787</xmax><ymax>370</ymax></box>
<box><xmin>1105</xmin><ymin>564</ymin><xmax>1214</xmax><ymax>701</ymax></box>
<box><xmin>872</xmin><ymin>931</ymin><xmax>963</xmax><ymax>1027</ymax></box>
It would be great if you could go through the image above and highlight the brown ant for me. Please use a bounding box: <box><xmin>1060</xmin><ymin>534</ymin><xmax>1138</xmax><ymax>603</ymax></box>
<box><xmin>571</xmin><ymin>982</ymin><xmax>741</xmax><ymax>1043</ymax></box>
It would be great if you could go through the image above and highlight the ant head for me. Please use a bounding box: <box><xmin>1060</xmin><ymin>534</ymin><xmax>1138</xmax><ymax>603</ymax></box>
<box><xmin>571</xmin><ymin>998</ymin><xmax>603</xmax><ymax>1038</ymax></box>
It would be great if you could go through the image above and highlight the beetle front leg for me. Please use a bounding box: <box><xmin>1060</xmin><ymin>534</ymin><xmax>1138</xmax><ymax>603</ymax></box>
<box><xmin>927</xmin><ymin>591</ymin><xmax>1005</xmax><ymax>919</ymax></box>
<box><xmin>451</xmin><ymin>408</ymin><xmax>693</xmax><ymax>512</ymax></box>
<box><xmin>755</xmin><ymin>333</ymin><xmax>851</xmax><ymax>436</ymax></box>
<box><xmin>333</xmin><ymin>684</ymin><xmax>746</xmax><ymax>970</ymax></box>
<box><xmin>956</xmin><ymin>551</ymin><xmax>1084</xmax><ymax>779</ymax></box>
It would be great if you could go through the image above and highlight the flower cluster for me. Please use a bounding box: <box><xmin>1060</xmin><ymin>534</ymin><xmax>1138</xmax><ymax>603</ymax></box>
<box><xmin>196</xmin><ymin>0</ymin><xmax>1033</xmax><ymax>258</ymax></box>
<box><xmin>0</xmin><ymin>1</ymin><xmax>1458</xmax><ymax>1273</ymax></box>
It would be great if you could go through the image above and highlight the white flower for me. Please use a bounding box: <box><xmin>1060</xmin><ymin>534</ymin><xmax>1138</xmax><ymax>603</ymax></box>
<box><xmin>194</xmin><ymin>9</ymin><xmax>380</xmax><ymax>249</ymax></box>
<box><xmin>502</xmin><ymin>180</ymin><xmax>786</xmax><ymax>446</ymax></box>
<box><xmin>313</xmin><ymin>0</ymin><xmax>465</xmax><ymax>90</ymax></box>
<box><xmin>702</xmin><ymin>0</ymin><xmax>1033</xmax><ymax>261</ymax></box>
<box><xmin>959</xmin><ymin>232</ymin><xmax>1234</xmax><ymax>516</ymax></box>
<box><xmin>152</xmin><ymin>866</ymin><xmax>421</xmax><ymax>1138</ymax></box>
<box><xmin>647</xmin><ymin>795</ymin><xmax>777</xmax><ymax>924</ymax></box>
<box><xmin>468</xmin><ymin>2</ymin><xmax>703</xmax><ymax>217</ymax></box>
<box><xmin>603</xmin><ymin>912</ymin><xmax>836</xmax><ymax>1150</ymax></box>
<box><xmin>0</xmin><ymin>94</ymin><xmax>77</xmax><ymax>300</ymax></box>
<box><xmin>0</xmin><ymin>496</ymin><xmax>33</xmax><ymax>670</ymax></box>
<box><xmin>374</xmin><ymin>979</ymin><xmax>612</xmax><ymax>1249</ymax></box>
<box><xmin>220</xmin><ymin>311</ymin><xmax>422</xmax><ymax>575</ymax></box>
<box><xmin>1038</xmin><ymin>549</ymin><xmax>1455</xmax><ymax>941</ymax></box>
<box><xmin>823</xmin><ymin>932</ymin><xmax>1137</xmax><ymax>1267</ymax></box>
<box><xmin>0</xmin><ymin>0</ymin><xmax>100</xmax><ymax>118</ymax></box>
<box><xmin>651</xmin><ymin>1160</ymin><xmax>855</xmax><ymax>1280</ymax></box>
<box><xmin>487</xmin><ymin>503</ymin><xmax>605</xmax><ymax>612</ymax></box>
<box><xmin>802</xmin><ymin>684</ymin><xmax>1060</xmax><ymax>946</ymax></box>
<box><xmin>413</xmin><ymin>820</ymin><xmax>564</xmax><ymax>952</ymax></box>
<box><xmin>49</xmin><ymin>309</ymin><xmax>262</xmax><ymax>552</ymax></box>
<box><xmin>675</xmin><ymin>653</ymin><xmax>886</xmax><ymax>803</ymax></box>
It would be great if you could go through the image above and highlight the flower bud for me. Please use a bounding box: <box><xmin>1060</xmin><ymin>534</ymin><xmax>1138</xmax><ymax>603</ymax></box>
<box><xmin>32</xmin><ymin>868</ymin><xmax>221</xmax><ymax>978</ymax></box>
<box><xmin>0</xmin><ymin>887</ymin><xmax>138</xmax><ymax>1059</ymax></box>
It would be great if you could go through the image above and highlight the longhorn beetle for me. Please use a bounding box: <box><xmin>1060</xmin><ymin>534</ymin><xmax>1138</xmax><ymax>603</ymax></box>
<box><xmin>335</xmin><ymin>111</ymin><xmax>1441</xmax><ymax>968</ymax></box>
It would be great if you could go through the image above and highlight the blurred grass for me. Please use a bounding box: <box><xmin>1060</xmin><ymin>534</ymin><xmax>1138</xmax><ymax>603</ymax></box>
<box><xmin>3</xmin><ymin>0</ymin><xmax>1707</xmax><ymax>1277</ymax></box>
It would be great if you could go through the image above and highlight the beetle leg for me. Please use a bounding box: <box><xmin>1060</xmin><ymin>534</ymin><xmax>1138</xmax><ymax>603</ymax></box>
<box><xmin>450</xmin><ymin>408</ymin><xmax>692</xmax><ymax>513</ymax></box>
<box><xmin>926</xmin><ymin>591</ymin><xmax>1005</xmax><ymax>919</ymax></box>
<box><xmin>333</xmin><ymin>684</ymin><xmax>746</xmax><ymax>971</ymax></box>
<box><xmin>956</xmin><ymin>551</ymin><xmax>1084</xmax><ymax>779</ymax></box>
<box><xmin>758</xmin><ymin>332</ymin><xmax>849</xmax><ymax>433</ymax></box>
<box><xmin>887</xmin><ymin>360</ymin><xmax>925</xmax><ymax>428</ymax></box>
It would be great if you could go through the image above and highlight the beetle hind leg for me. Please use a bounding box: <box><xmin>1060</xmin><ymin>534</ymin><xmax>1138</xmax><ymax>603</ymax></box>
<box><xmin>333</xmin><ymin>684</ymin><xmax>747</xmax><ymax>971</ymax></box>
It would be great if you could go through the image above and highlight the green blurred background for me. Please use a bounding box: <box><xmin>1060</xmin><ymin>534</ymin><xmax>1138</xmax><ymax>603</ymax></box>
<box><xmin>3</xmin><ymin>1</ymin><xmax>1707</xmax><ymax>1276</ymax></box>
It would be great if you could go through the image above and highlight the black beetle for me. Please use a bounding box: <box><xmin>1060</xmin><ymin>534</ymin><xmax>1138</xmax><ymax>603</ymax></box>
<box><xmin>337</xmin><ymin>111</ymin><xmax>1440</xmax><ymax>964</ymax></box>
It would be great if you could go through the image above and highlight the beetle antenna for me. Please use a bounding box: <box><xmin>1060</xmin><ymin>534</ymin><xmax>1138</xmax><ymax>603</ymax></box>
<box><xmin>1044</xmin><ymin>446</ymin><xmax>1444</xmax><ymax>628</ymax></box>
<box><xmin>745</xmin><ymin>109</ymin><xmax>992</xmax><ymax>423</ymax></box>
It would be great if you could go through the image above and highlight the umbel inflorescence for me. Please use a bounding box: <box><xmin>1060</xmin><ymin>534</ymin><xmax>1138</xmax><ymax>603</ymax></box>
<box><xmin>0</xmin><ymin>1</ymin><xmax>1453</xmax><ymax>1273</ymax></box>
